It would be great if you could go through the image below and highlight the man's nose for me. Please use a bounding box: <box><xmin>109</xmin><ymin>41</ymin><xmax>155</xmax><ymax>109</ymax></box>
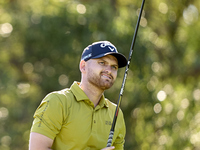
<box><xmin>104</xmin><ymin>65</ymin><xmax>112</xmax><ymax>73</ymax></box>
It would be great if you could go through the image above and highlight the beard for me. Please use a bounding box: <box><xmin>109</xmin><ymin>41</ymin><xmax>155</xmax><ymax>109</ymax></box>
<box><xmin>87</xmin><ymin>69</ymin><xmax>115</xmax><ymax>90</ymax></box>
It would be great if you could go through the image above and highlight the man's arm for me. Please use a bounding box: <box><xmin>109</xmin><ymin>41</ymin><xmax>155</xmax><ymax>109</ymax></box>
<box><xmin>29</xmin><ymin>132</ymin><xmax>53</xmax><ymax>150</ymax></box>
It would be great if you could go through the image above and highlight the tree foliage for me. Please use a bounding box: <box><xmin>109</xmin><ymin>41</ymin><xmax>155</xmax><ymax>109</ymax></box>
<box><xmin>0</xmin><ymin>0</ymin><xmax>200</xmax><ymax>149</ymax></box>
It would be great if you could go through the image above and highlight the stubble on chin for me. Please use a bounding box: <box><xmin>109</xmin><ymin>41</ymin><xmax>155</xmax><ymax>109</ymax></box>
<box><xmin>88</xmin><ymin>74</ymin><xmax>114</xmax><ymax>90</ymax></box>
<box><xmin>100</xmin><ymin>80</ymin><xmax>114</xmax><ymax>90</ymax></box>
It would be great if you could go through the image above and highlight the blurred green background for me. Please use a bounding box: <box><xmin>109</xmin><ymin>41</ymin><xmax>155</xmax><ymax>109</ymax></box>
<box><xmin>0</xmin><ymin>0</ymin><xmax>200</xmax><ymax>149</ymax></box>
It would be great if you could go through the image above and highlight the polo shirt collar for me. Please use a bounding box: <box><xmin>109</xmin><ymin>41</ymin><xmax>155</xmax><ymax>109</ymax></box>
<box><xmin>70</xmin><ymin>81</ymin><xmax>109</xmax><ymax>108</ymax></box>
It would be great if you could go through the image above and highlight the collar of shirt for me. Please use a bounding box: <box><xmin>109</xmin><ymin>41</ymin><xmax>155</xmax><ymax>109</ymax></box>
<box><xmin>70</xmin><ymin>81</ymin><xmax>109</xmax><ymax>109</ymax></box>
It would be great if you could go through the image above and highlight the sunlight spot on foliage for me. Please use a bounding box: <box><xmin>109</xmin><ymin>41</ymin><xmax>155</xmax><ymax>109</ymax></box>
<box><xmin>181</xmin><ymin>98</ymin><xmax>189</xmax><ymax>109</ymax></box>
<box><xmin>0</xmin><ymin>145</ymin><xmax>9</xmax><ymax>150</ymax></box>
<box><xmin>92</xmin><ymin>31</ymin><xmax>106</xmax><ymax>40</ymax></box>
<box><xmin>141</xmin><ymin>142</ymin><xmax>150</xmax><ymax>150</ymax></box>
<box><xmin>158</xmin><ymin>3</ymin><xmax>168</xmax><ymax>14</ymax></box>
<box><xmin>0</xmin><ymin>94</ymin><xmax>11</xmax><ymax>105</ymax></box>
<box><xmin>1</xmin><ymin>135</ymin><xmax>11</xmax><ymax>146</ymax></box>
<box><xmin>32</xmin><ymin>73</ymin><xmax>43</xmax><ymax>83</ymax></box>
<box><xmin>113</xmin><ymin>7</ymin><xmax>134</xmax><ymax>36</ymax></box>
<box><xmin>0</xmin><ymin>50</ymin><xmax>9</xmax><ymax>63</ymax></box>
<box><xmin>177</xmin><ymin>110</ymin><xmax>184</xmax><ymax>121</ymax></box>
<box><xmin>183</xmin><ymin>5</ymin><xmax>198</xmax><ymax>25</ymax></box>
<box><xmin>140</xmin><ymin>17</ymin><xmax>147</xmax><ymax>27</ymax></box>
<box><xmin>58</xmin><ymin>74</ymin><xmax>69</xmax><ymax>86</ymax></box>
<box><xmin>154</xmin><ymin>103</ymin><xmax>162</xmax><ymax>114</ymax></box>
<box><xmin>31</xmin><ymin>14</ymin><xmax>42</xmax><ymax>24</ymax></box>
<box><xmin>125</xmin><ymin>81</ymin><xmax>134</xmax><ymax>92</ymax></box>
<box><xmin>72</xmin><ymin>39</ymin><xmax>81</xmax><ymax>51</ymax></box>
<box><xmin>158</xmin><ymin>135</ymin><xmax>167</xmax><ymax>145</ymax></box>
<box><xmin>0</xmin><ymin>11</ymin><xmax>12</xmax><ymax>22</ymax></box>
<box><xmin>23</xmin><ymin>130</ymin><xmax>30</xmax><ymax>142</ymax></box>
<box><xmin>172</xmin><ymin>123</ymin><xmax>180</xmax><ymax>133</ymax></box>
<box><xmin>136</xmin><ymin>8</ymin><xmax>147</xmax><ymax>28</ymax></box>
<box><xmin>147</xmin><ymin>81</ymin><xmax>155</xmax><ymax>91</ymax></box>
<box><xmin>156</xmin><ymin>38</ymin><xmax>165</xmax><ymax>48</ymax></box>
<box><xmin>155</xmin><ymin>117</ymin><xmax>166</xmax><ymax>128</ymax></box>
<box><xmin>77</xmin><ymin>4</ymin><xmax>86</xmax><ymax>14</ymax></box>
<box><xmin>184</xmin><ymin>50</ymin><xmax>196</xmax><ymax>66</ymax></box>
<box><xmin>77</xmin><ymin>16</ymin><xmax>87</xmax><ymax>25</ymax></box>
<box><xmin>168</xmin><ymin>11</ymin><xmax>176</xmax><ymax>22</ymax></box>
<box><xmin>66</xmin><ymin>3</ymin><xmax>76</xmax><ymax>13</ymax></box>
<box><xmin>151</xmin><ymin>62</ymin><xmax>162</xmax><ymax>73</ymax></box>
<box><xmin>34</xmin><ymin>61</ymin><xmax>44</xmax><ymax>72</ymax></box>
<box><xmin>0</xmin><ymin>23</ymin><xmax>13</xmax><ymax>37</ymax></box>
<box><xmin>157</xmin><ymin>90</ymin><xmax>166</xmax><ymax>101</ymax></box>
<box><xmin>194</xmin><ymin>113</ymin><xmax>200</xmax><ymax>126</ymax></box>
<box><xmin>193</xmin><ymin>89</ymin><xmax>200</xmax><ymax>101</ymax></box>
<box><xmin>147</xmin><ymin>76</ymin><xmax>158</xmax><ymax>92</ymax></box>
<box><xmin>148</xmin><ymin>32</ymin><xmax>158</xmax><ymax>43</ymax></box>
<box><xmin>45</xmin><ymin>66</ymin><xmax>55</xmax><ymax>77</ymax></box>
<box><xmin>12</xmin><ymin>43</ymin><xmax>24</xmax><ymax>58</ymax></box>
<box><xmin>65</xmin><ymin>31</ymin><xmax>71</xmax><ymax>35</ymax></box>
<box><xmin>164</xmin><ymin>103</ymin><xmax>173</xmax><ymax>114</ymax></box>
<box><xmin>23</xmin><ymin>62</ymin><xmax>34</xmax><ymax>74</ymax></box>
<box><xmin>45</xmin><ymin>5</ymin><xmax>60</xmax><ymax>16</ymax></box>
<box><xmin>17</xmin><ymin>83</ymin><xmax>30</xmax><ymax>94</ymax></box>
<box><xmin>136</xmin><ymin>9</ymin><xmax>145</xmax><ymax>18</ymax></box>
<box><xmin>0</xmin><ymin>107</ymin><xmax>9</xmax><ymax>120</ymax></box>
<box><xmin>163</xmin><ymin>84</ymin><xmax>174</xmax><ymax>95</ymax></box>
<box><xmin>132</xmin><ymin>108</ymin><xmax>142</xmax><ymax>119</ymax></box>
<box><xmin>148</xmin><ymin>31</ymin><xmax>166</xmax><ymax>48</ymax></box>
<box><xmin>190</xmin><ymin>132</ymin><xmax>200</xmax><ymax>145</ymax></box>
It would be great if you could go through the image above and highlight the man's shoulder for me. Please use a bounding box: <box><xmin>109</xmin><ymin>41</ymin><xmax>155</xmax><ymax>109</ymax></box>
<box><xmin>104</xmin><ymin>98</ymin><xmax>117</xmax><ymax>107</ymax></box>
<box><xmin>104</xmin><ymin>98</ymin><xmax>124</xmax><ymax>114</ymax></box>
<box><xmin>44</xmin><ymin>88</ymin><xmax>74</xmax><ymax>103</ymax></box>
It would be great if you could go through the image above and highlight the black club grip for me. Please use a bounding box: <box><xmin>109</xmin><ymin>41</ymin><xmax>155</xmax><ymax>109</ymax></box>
<box><xmin>106</xmin><ymin>131</ymin><xmax>114</xmax><ymax>147</ymax></box>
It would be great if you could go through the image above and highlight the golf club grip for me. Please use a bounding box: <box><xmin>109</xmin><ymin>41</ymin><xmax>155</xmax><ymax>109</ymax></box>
<box><xmin>106</xmin><ymin>131</ymin><xmax>114</xmax><ymax>147</ymax></box>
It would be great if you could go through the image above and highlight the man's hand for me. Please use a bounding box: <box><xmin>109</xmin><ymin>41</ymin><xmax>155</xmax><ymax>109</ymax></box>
<box><xmin>101</xmin><ymin>146</ymin><xmax>115</xmax><ymax>150</ymax></box>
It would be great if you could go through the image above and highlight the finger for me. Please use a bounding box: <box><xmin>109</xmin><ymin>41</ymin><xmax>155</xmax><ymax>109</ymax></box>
<box><xmin>101</xmin><ymin>146</ymin><xmax>115</xmax><ymax>150</ymax></box>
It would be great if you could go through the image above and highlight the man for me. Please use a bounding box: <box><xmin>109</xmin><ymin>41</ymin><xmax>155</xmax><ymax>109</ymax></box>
<box><xmin>29</xmin><ymin>41</ymin><xmax>127</xmax><ymax>150</ymax></box>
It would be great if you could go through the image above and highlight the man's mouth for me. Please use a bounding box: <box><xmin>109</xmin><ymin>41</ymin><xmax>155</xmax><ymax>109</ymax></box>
<box><xmin>101</xmin><ymin>73</ymin><xmax>113</xmax><ymax>80</ymax></box>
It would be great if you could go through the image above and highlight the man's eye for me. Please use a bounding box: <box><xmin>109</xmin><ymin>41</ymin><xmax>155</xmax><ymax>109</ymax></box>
<box><xmin>112</xmin><ymin>66</ymin><xmax>118</xmax><ymax>70</ymax></box>
<box><xmin>99</xmin><ymin>62</ymin><xmax>105</xmax><ymax>65</ymax></box>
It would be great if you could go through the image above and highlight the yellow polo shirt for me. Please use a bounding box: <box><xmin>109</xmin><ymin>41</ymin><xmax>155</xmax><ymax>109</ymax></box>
<box><xmin>31</xmin><ymin>81</ymin><xmax>126</xmax><ymax>150</ymax></box>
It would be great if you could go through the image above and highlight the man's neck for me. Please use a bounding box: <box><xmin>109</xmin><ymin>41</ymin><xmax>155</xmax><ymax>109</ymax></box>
<box><xmin>79</xmin><ymin>82</ymin><xmax>104</xmax><ymax>107</ymax></box>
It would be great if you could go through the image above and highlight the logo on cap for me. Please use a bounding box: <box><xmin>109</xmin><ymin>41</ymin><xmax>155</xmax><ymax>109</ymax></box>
<box><xmin>100</xmin><ymin>41</ymin><xmax>116</xmax><ymax>52</ymax></box>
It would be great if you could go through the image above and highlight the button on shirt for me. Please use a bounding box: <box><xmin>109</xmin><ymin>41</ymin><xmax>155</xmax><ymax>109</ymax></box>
<box><xmin>31</xmin><ymin>81</ymin><xmax>126</xmax><ymax>150</ymax></box>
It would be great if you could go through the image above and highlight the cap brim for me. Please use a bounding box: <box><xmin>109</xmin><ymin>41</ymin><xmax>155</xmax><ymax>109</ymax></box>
<box><xmin>92</xmin><ymin>52</ymin><xmax>127</xmax><ymax>68</ymax></box>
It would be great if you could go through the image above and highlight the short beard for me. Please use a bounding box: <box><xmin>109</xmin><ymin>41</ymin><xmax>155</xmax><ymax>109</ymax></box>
<box><xmin>87</xmin><ymin>70</ymin><xmax>114</xmax><ymax>91</ymax></box>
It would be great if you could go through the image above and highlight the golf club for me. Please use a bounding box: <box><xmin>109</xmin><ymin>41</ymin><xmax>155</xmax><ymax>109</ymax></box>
<box><xmin>106</xmin><ymin>0</ymin><xmax>146</xmax><ymax>147</ymax></box>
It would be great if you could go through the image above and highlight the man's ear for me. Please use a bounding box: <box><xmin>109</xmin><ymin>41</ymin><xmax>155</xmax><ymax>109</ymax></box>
<box><xmin>79</xmin><ymin>60</ymin><xmax>86</xmax><ymax>73</ymax></box>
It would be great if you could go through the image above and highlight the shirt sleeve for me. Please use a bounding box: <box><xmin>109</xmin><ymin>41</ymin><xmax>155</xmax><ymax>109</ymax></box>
<box><xmin>113</xmin><ymin>108</ymin><xmax>126</xmax><ymax>150</ymax></box>
<box><xmin>31</xmin><ymin>93</ymin><xmax>65</xmax><ymax>140</ymax></box>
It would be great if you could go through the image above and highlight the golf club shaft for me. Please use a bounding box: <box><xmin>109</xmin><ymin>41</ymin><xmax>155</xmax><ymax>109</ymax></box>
<box><xmin>106</xmin><ymin>0</ymin><xmax>145</xmax><ymax>147</ymax></box>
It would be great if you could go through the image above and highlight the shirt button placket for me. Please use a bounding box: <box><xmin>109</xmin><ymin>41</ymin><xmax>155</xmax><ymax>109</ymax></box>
<box><xmin>92</xmin><ymin>110</ymin><xmax>97</xmax><ymax>132</ymax></box>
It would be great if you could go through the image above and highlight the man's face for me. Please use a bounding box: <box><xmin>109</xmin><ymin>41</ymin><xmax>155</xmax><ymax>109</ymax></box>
<box><xmin>85</xmin><ymin>55</ymin><xmax>118</xmax><ymax>90</ymax></box>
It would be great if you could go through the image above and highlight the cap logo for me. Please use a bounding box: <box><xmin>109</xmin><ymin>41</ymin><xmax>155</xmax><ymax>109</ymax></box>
<box><xmin>100</xmin><ymin>42</ymin><xmax>115</xmax><ymax>52</ymax></box>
